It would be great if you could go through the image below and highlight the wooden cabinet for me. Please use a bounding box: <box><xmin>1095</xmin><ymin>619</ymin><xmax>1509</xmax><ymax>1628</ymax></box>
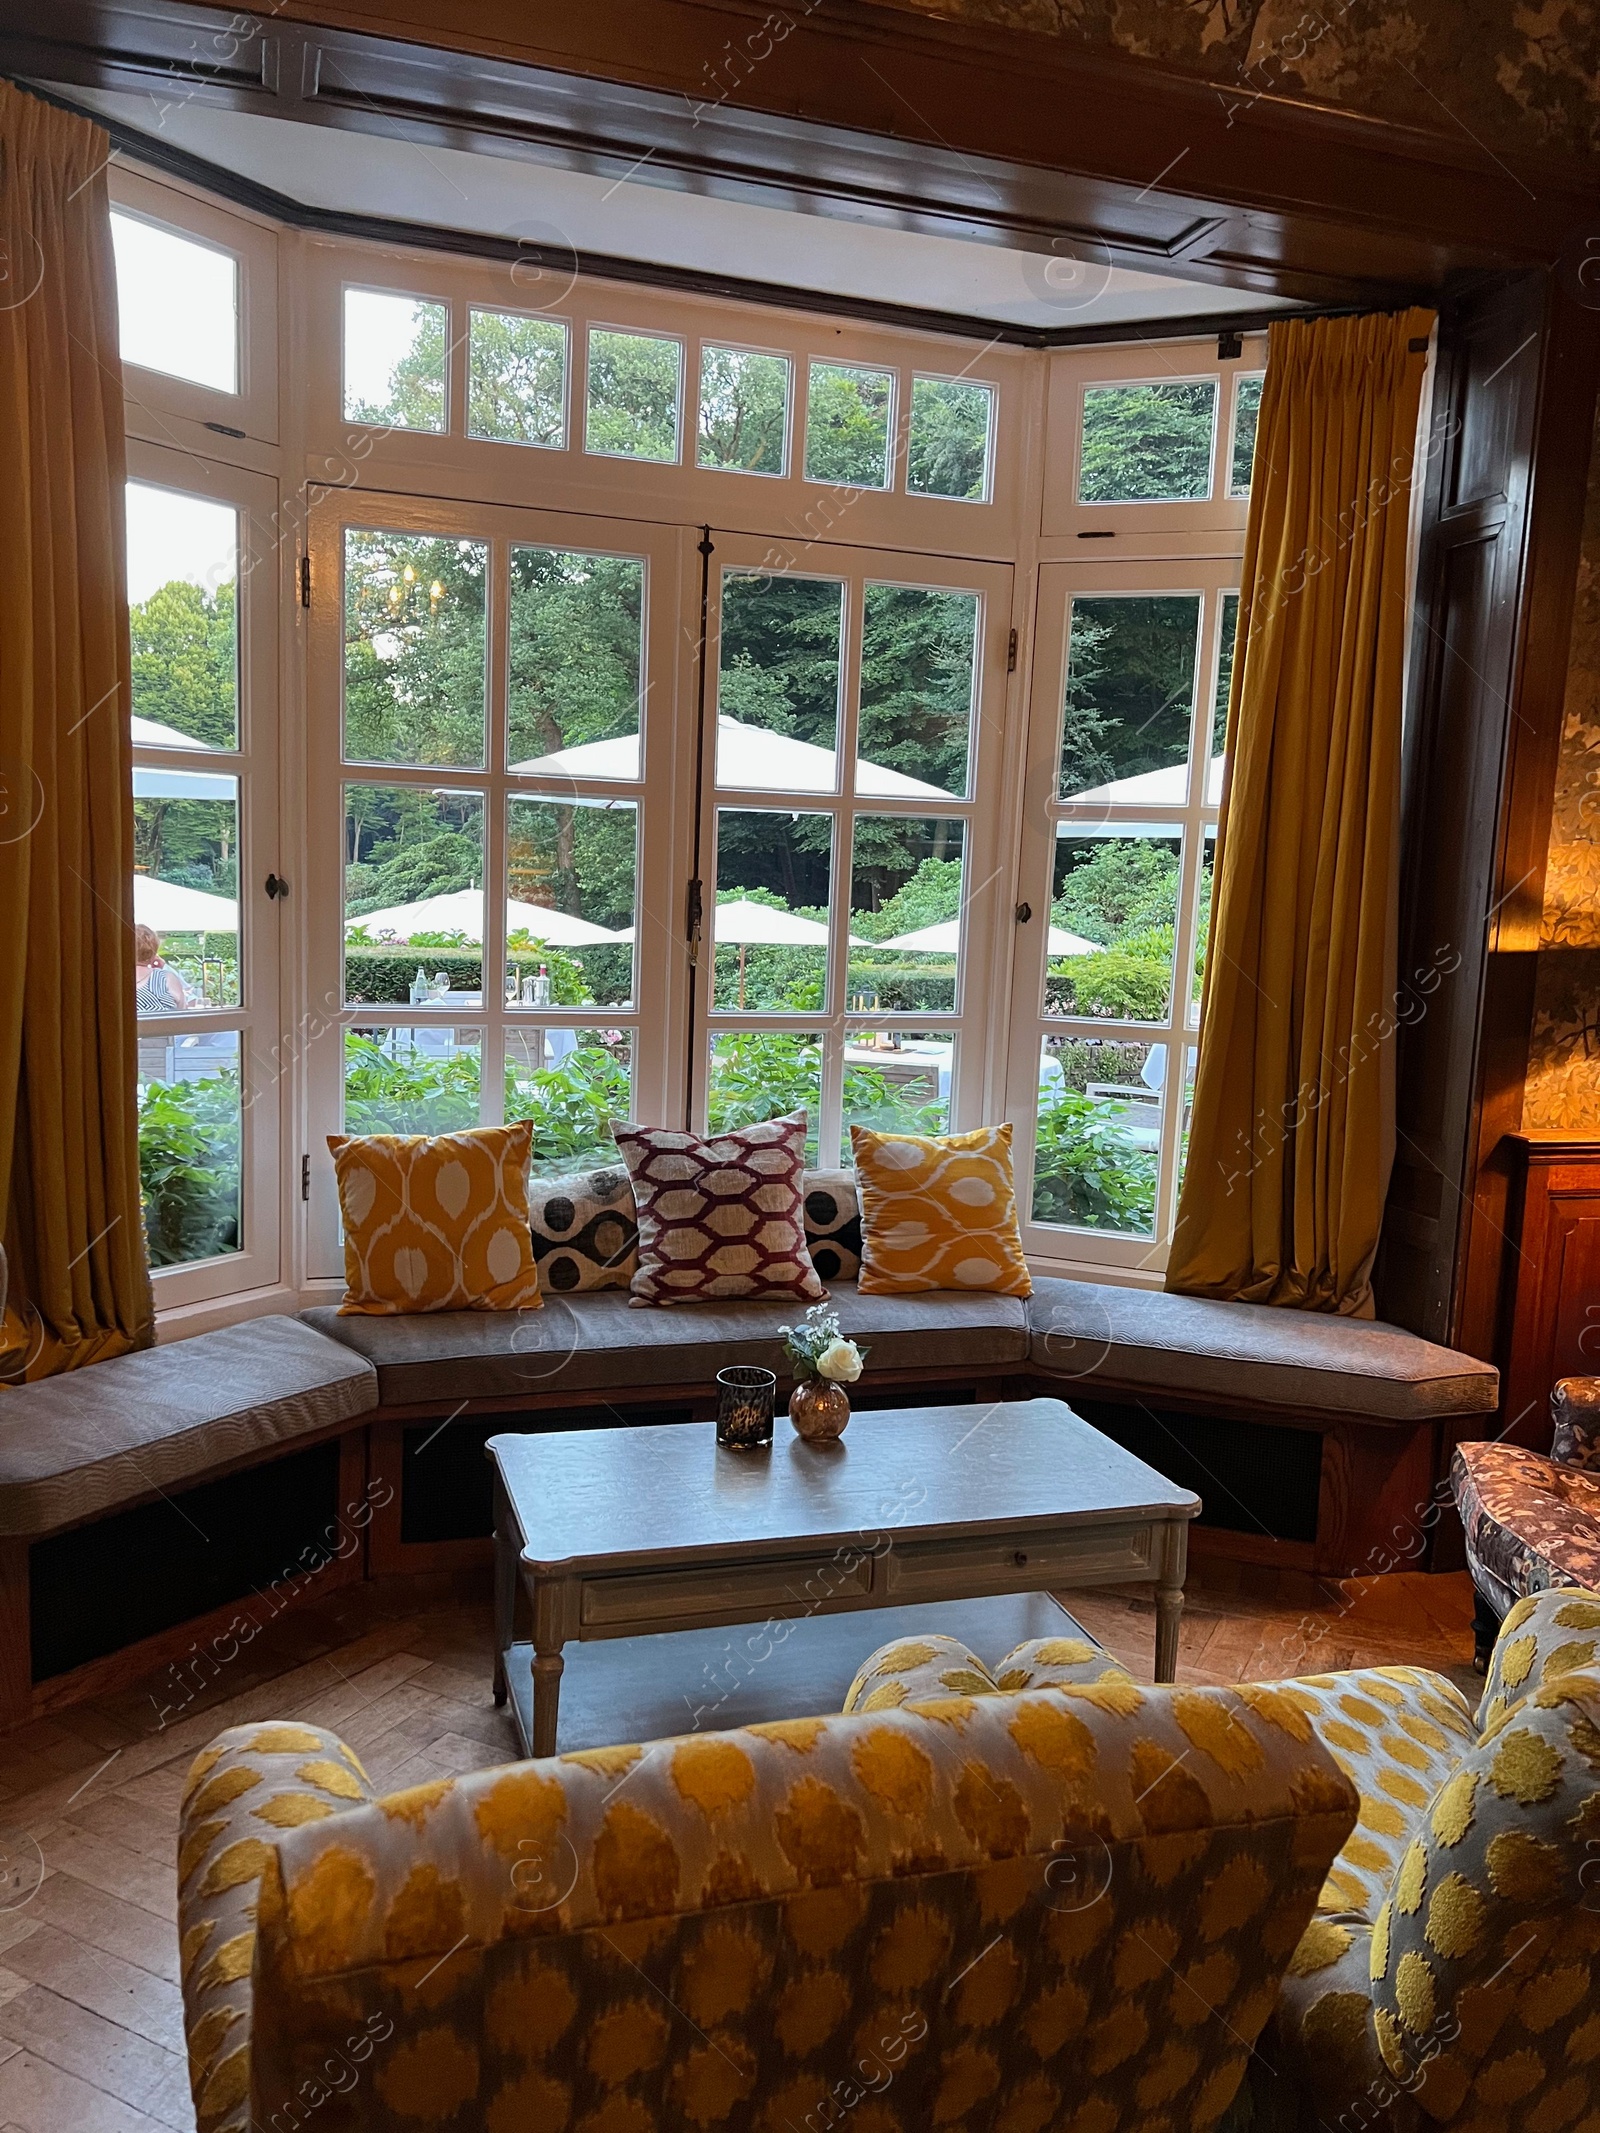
<box><xmin>1498</xmin><ymin>1136</ymin><xmax>1600</xmax><ymax>1450</ymax></box>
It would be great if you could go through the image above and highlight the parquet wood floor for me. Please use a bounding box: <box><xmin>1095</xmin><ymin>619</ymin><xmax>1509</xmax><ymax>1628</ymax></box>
<box><xmin>0</xmin><ymin>1560</ymin><xmax>1477</xmax><ymax>2130</ymax></box>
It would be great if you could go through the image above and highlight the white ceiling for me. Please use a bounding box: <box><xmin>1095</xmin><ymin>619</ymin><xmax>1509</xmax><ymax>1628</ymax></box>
<box><xmin>63</xmin><ymin>85</ymin><xmax>1300</xmax><ymax>334</ymax></box>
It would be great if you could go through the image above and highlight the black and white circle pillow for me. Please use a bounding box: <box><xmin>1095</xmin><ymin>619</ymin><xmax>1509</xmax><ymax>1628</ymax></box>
<box><xmin>801</xmin><ymin>1169</ymin><xmax>863</xmax><ymax>1283</ymax></box>
<box><xmin>527</xmin><ymin>1168</ymin><xmax>639</xmax><ymax>1293</ymax></box>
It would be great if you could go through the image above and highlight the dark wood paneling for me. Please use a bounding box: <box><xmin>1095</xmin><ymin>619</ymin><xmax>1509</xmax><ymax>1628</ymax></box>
<box><xmin>1378</xmin><ymin>276</ymin><xmax>1600</xmax><ymax>1357</ymax></box>
<box><xmin>4</xmin><ymin>0</ymin><xmax>1590</xmax><ymax>311</ymax></box>
<box><xmin>1496</xmin><ymin>1136</ymin><xmax>1600</xmax><ymax>1450</ymax></box>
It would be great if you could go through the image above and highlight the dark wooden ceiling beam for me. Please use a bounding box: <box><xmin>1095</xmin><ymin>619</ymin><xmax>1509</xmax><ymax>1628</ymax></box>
<box><xmin>1</xmin><ymin>0</ymin><xmax>1584</xmax><ymax>308</ymax></box>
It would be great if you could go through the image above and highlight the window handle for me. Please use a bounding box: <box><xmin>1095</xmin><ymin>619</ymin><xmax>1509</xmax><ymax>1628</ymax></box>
<box><xmin>1015</xmin><ymin>902</ymin><xmax>1032</xmax><ymax>924</ymax></box>
<box><xmin>265</xmin><ymin>873</ymin><xmax>289</xmax><ymax>900</ymax></box>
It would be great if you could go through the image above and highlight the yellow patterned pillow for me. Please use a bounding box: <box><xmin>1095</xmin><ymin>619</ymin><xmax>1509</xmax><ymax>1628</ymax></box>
<box><xmin>850</xmin><ymin>1122</ymin><xmax>1031</xmax><ymax>1296</ymax></box>
<box><xmin>328</xmin><ymin>1120</ymin><xmax>543</xmax><ymax>1315</ymax></box>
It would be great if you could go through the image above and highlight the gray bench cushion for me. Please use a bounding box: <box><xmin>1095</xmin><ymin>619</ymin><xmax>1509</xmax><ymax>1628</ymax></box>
<box><xmin>1026</xmin><ymin>1277</ymin><xmax>1498</xmax><ymax>1422</ymax></box>
<box><xmin>0</xmin><ymin>1318</ymin><xmax>378</xmax><ymax>1538</ymax></box>
<box><xmin>300</xmin><ymin>1283</ymin><xmax>1028</xmax><ymax>1408</ymax></box>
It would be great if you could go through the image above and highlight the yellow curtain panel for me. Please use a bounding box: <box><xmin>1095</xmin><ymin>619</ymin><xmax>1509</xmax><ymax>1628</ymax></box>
<box><xmin>0</xmin><ymin>82</ymin><xmax>153</xmax><ymax>1377</ymax></box>
<box><xmin>1166</xmin><ymin>307</ymin><xmax>1434</xmax><ymax>1317</ymax></box>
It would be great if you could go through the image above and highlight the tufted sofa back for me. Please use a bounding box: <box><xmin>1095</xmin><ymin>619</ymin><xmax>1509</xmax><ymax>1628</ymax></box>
<box><xmin>179</xmin><ymin>1679</ymin><xmax>1358</xmax><ymax>2133</ymax></box>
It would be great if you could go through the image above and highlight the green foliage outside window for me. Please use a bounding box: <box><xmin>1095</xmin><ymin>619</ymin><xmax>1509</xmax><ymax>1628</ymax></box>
<box><xmin>699</xmin><ymin>347</ymin><xmax>789</xmax><ymax>475</ymax></box>
<box><xmin>585</xmin><ymin>330</ymin><xmax>681</xmax><ymax>462</ymax></box>
<box><xmin>805</xmin><ymin>362</ymin><xmax>892</xmax><ymax>488</ymax></box>
<box><xmin>138</xmin><ymin>1073</ymin><xmax>241</xmax><ymax>1267</ymax></box>
<box><xmin>468</xmin><ymin>311</ymin><xmax>567</xmax><ymax>446</ymax></box>
<box><xmin>1079</xmin><ymin>380</ymin><xmax>1216</xmax><ymax>504</ymax></box>
<box><xmin>907</xmin><ymin>378</ymin><xmax>991</xmax><ymax>500</ymax></box>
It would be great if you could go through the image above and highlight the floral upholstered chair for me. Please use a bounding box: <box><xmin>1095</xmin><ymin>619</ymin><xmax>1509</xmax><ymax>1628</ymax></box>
<box><xmin>850</xmin><ymin>1600</ymin><xmax>1600</xmax><ymax>2133</ymax></box>
<box><xmin>178</xmin><ymin>1661</ymin><xmax>1359</xmax><ymax>2132</ymax></box>
<box><xmin>1452</xmin><ymin>1376</ymin><xmax>1600</xmax><ymax>1667</ymax></box>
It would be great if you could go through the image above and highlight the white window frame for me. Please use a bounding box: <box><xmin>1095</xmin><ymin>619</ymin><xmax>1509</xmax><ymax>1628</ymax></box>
<box><xmin>128</xmin><ymin>441</ymin><xmax>284</xmax><ymax>1310</ymax></box>
<box><xmin>300</xmin><ymin>490</ymin><xmax>694</xmax><ymax>1281</ymax></box>
<box><xmin>696</xmin><ymin>533</ymin><xmax>1015</xmax><ymax>1168</ymax></box>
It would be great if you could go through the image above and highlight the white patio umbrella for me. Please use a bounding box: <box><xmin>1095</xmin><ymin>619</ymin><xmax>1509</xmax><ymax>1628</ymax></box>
<box><xmin>131</xmin><ymin>714</ymin><xmax>207</xmax><ymax>750</ymax></box>
<box><xmin>612</xmin><ymin>898</ymin><xmax>868</xmax><ymax>1007</ymax></box>
<box><xmin>876</xmin><ymin>916</ymin><xmax>1099</xmax><ymax>957</ymax></box>
<box><xmin>1067</xmin><ymin>755</ymin><xmax>1225</xmax><ymax>811</ymax></box>
<box><xmin>513</xmin><ymin>717</ymin><xmax>958</xmax><ymax>801</ymax></box>
<box><xmin>345</xmin><ymin>887</ymin><xmax>621</xmax><ymax>945</ymax></box>
<box><xmin>134</xmin><ymin>875</ymin><xmax>237</xmax><ymax>932</ymax></box>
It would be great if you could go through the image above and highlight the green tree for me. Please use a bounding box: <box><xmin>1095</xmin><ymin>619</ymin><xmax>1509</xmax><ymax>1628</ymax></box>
<box><xmin>1079</xmin><ymin>381</ymin><xmax>1215</xmax><ymax>504</ymax></box>
<box><xmin>1062</xmin><ymin>596</ymin><xmax>1200</xmax><ymax>795</ymax></box>
<box><xmin>584</xmin><ymin>330</ymin><xmax>680</xmax><ymax>461</ymax></box>
<box><xmin>130</xmin><ymin>578</ymin><xmax>235</xmax><ymax>746</ymax></box>
<box><xmin>907</xmin><ymin>379</ymin><xmax>990</xmax><ymax>500</ymax></box>
<box><xmin>1053</xmin><ymin>838</ymin><xmax>1181</xmax><ymax>945</ymax></box>
<box><xmin>698</xmin><ymin>348</ymin><xmax>788</xmax><ymax>474</ymax></box>
<box><xmin>804</xmin><ymin>363</ymin><xmax>891</xmax><ymax>486</ymax></box>
<box><xmin>468</xmin><ymin>313</ymin><xmax>566</xmax><ymax>444</ymax></box>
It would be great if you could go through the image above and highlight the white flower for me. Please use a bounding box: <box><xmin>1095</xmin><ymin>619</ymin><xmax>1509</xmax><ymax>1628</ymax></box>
<box><xmin>816</xmin><ymin>1338</ymin><xmax>863</xmax><ymax>1384</ymax></box>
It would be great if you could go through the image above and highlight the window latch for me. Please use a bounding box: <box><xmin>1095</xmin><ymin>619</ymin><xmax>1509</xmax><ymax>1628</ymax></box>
<box><xmin>685</xmin><ymin>877</ymin><xmax>703</xmax><ymax>964</ymax></box>
<box><xmin>1015</xmin><ymin>902</ymin><xmax>1032</xmax><ymax>924</ymax></box>
<box><xmin>265</xmin><ymin>873</ymin><xmax>289</xmax><ymax>900</ymax></box>
<box><xmin>301</xmin><ymin>1154</ymin><xmax>311</xmax><ymax>1202</ymax></box>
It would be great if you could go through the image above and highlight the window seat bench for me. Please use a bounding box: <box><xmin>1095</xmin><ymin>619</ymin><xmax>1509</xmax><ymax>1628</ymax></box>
<box><xmin>302</xmin><ymin>1276</ymin><xmax>1498</xmax><ymax>1585</ymax></box>
<box><xmin>0</xmin><ymin>1317</ymin><xmax>377</xmax><ymax>1726</ymax></box>
<box><xmin>0</xmin><ymin>1280</ymin><xmax>1497</xmax><ymax>1727</ymax></box>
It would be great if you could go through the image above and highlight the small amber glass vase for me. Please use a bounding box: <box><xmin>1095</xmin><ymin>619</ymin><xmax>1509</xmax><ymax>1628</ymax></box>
<box><xmin>716</xmin><ymin>1366</ymin><xmax>776</xmax><ymax>1448</ymax></box>
<box><xmin>789</xmin><ymin>1378</ymin><xmax>850</xmax><ymax>1442</ymax></box>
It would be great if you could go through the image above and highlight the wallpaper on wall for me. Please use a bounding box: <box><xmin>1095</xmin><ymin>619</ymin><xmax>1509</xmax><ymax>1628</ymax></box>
<box><xmin>874</xmin><ymin>0</ymin><xmax>1599</xmax><ymax>159</ymax></box>
<box><xmin>1523</xmin><ymin>401</ymin><xmax>1600</xmax><ymax>1133</ymax></box>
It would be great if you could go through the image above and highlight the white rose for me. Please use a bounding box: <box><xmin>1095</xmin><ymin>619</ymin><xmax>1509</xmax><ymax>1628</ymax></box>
<box><xmin>816</xmin><ymin>1338</ymin><xmax>863</xmax><ymax>1384</ymax></box>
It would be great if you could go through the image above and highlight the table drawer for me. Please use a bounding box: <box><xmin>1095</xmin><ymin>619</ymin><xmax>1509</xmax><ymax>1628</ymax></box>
<box><xmin>580</xmin><ymin>1549</ymin><xmax>875</xmax><ymax>1631</ymax></box>
<box><xmin>884</xmin><ymin>1523</ymin><xmax>1155</xmax><ymax>1601</ymax></box>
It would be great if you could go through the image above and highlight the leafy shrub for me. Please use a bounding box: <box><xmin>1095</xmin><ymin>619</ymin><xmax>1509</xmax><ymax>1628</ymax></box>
<box><xmin>138</xmin><ymin>1073</ymin><xmax>241</xmax><ymax>1267</ymax></box>
<box><xmin>1031</xmin><ymin>1088</ymin><xmax>1158</xmax><ymax>1233</ymax></box>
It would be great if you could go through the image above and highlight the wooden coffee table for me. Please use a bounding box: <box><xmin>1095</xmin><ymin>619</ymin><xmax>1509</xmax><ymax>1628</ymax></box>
<box><xmin>488</xmin><ymin>1395</ymin><xmax>1199</xmax><ymax>1756</ymax></box>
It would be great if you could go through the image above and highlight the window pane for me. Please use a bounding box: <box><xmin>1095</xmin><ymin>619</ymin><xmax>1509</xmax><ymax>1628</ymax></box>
<box><xmin>507</xmin><ymin>796</ymin><xmax>636</xmax><ymax>1009</ymax></box>
<box><xmin>713</xmin><ymin>812</ymin><xmax>833</xmax><ymax>1012</ymax></box>
<box><xmin>1230</xmin><ymin>374</ymin><xmax>1264</xmax><ymax>497</ymax></box>
<box><xmin>849</xmin><ymin>815</ymin><xmax>964</xmax><ymax>1013</ymax></box>
<box><xmin>506</xmin><ymin>1030</ymin><xmax>633</xmax><ymax>1175</ymax></box>
<box><xmin>707</xmin><ymin>1031</ymin><xmax>822</xmax><ymax>1162</ymax></box>
<box><xmin>1192</xmin><ymin>826</ymin><xmax>1216</xmax><ymax>1020</ymax></box>
<box><xmin>343</xmin><ymin>1026</ymin><xmax>482</xmax><ymax>1133</ymax></box>
<box><xmin>585</xmin><ymin>328</ymin><xmax>682</xmax><ymax>461</ymax></box>
<box><xmin>805</xmin><ymin>362</ymin><xmax>893</xmax><ymax>489</ymax></box>
<box><xmin>1212</xmin><ymin>591</ymin><xmax>1239</xmax><ymax>788</ymax></box>
<box><xmin>468</xmin><ymin>310</ymin><xmax>567</xmax><ymax>447</ymax></box>
<box><xmin>343</xmin><ymin>786</ymin><xmax>486</xmax><ymax>1006</ymax></box>
<box><xmin>112</xmin><ymin>214</ymin><xmax>237</xmax><ymax>394</ymax></box>
<box><xmin>1060</xmin><ymin>595</ymin><xmax>1201</xmax><ymax>802</ymax></box>
<box><xmin>134</xmin><ymin>772</ymin><xmax>239</xmax><ymax>1009</ymax></box>
<box><xmin>138</xmin><ymin>1029</ymin><xmax>241</xmax><ymax>1266</ymax></box>
<box><xmin>907</xmin><ymin>377</ymin><xmax>993</xmax><ymax>501</ymax></box>
<box><xmin>1048</xmin><ymin>829</ymin><xmax>1183</xmax><ymax>1021</ymax></box>
<box><xmin>344</xmin><ymin>531</ymin><xmax>487</xmax><ymax>768</ymax></box>
<box><xmin>1033</xmin><ymin>1035</ymin><xmax>1163</xmax><ymax>1235</ymax></box>
<box><xmin>1179</xmin><ymin>1043</ymin><xmax>1198</xmax><ymax>1182</ymax></box>
<box><xmin>343</xmin><ymin>290</ymin><xmax>447</xmax><ymax>432</ymax></box>
<box><xmin>698</xmin><ymin>346</ymin><xmax>789</xmax><ymax>476</ymax></box>
<box><xmin>860</xmin><ymin>583</ymin><xmax>977</xmax><ymax>800</ymax></box>
<box><xmin>716</xmin><ymin>572</ymin><xmax>843</xmax><ymax>792</ymax></box>
<box><xmin>1078</xmin><ymin>381</ymin><xmax>1216</xmax><ymax>504</ymax></box>
<box><xmin>508</xmin><ymin>548</ymin><xmax>644</xmax><ymax>777</ymax></box>
<box><xmin>842</xmin><ymin>1032</ymin><xmax>952</xmax><ymax>1159</ymax></box>
<box><xmin>127</xmin><ymin>484</ymin><xmax>239</xmax><ymax>750</ymax></box>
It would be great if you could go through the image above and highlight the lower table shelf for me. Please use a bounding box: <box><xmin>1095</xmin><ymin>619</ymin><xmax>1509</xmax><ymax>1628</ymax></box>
<box><xmin>502</xmin><ymin>1587</ymin><xmax>1087</xmax><ymax>1755</ymax></box>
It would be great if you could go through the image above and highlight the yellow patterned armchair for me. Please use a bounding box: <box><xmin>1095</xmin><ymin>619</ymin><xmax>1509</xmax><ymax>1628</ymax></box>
<box><xmin>848</xmin><ymin>1602</ymin><xmax>1600</xmax><ymax>2133</ymax></box>
<box><xmin>178</xmin><ymin>1661</ymin><xmax>1360</xmax><ymax>2133</ymax></box>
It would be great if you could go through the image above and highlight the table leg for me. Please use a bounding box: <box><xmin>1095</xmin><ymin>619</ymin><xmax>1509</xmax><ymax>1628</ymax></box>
<box><xmin>492</xmin><ymin>1483</ymin><xmax>516</xmax><ymax>1709</ymax></box>
<box><xmin>1154</xmin><ymin>1579</ymin><xmax>1184</xmax><ymax>1684</ymax></box>
<box><xmin>532</xmin><ymin>1642</ymin><xmax>564</xmax><ymax>1757</ymax></box>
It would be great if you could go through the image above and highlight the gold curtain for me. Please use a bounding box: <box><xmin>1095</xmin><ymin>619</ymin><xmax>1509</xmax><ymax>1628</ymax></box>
<box><xmin>0</xmin><ymin>82</ymin><xmax>152</xmax><ymax>1377</ymax></box>
<box><xmin>1166</xmin><ymin>307</ymin><xmax>1434</xmax><ymax>1317</ymax></box>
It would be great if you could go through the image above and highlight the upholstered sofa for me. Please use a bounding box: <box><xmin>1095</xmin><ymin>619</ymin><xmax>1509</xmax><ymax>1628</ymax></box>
<box><xmin>1451</xmin><ymin>1376</ymin><xmax>1600</xmax><ymax>1665</ymax></box>
<box><xmin>177</xmin><ymin>1594</ymin><xmax>1600</xmax><ymax>2133</ymax></box>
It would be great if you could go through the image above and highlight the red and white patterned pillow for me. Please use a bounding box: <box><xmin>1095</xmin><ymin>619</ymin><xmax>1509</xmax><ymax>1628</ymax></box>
<box><xmin>611</xmin><ymin>1112</ymin><xmax>826</xmax><ymax>1307</ymax></box>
